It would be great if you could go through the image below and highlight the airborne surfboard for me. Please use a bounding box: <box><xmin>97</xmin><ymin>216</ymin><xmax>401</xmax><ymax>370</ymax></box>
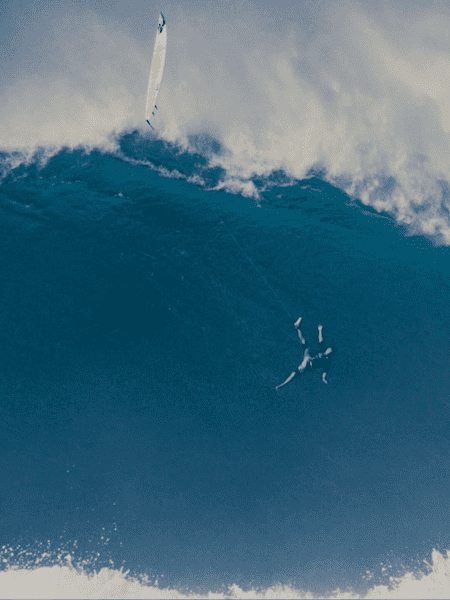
<box><xmin>145</xmin><ymin>12</ymin><xmax>167</xmax><ymax>129</ymax></box>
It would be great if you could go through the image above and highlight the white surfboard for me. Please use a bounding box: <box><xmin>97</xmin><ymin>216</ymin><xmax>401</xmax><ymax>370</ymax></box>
<box><xmin>145</xmin><ymin>12</ymin><xmax>167</xmax><ymax>129</ymax></box>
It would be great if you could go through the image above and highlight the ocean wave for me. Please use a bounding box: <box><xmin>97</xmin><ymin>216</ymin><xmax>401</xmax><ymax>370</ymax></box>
<box><xmin>2</xmin><ymin>3</ymin><xmax>450</xmax><ymax>242</ymax></box>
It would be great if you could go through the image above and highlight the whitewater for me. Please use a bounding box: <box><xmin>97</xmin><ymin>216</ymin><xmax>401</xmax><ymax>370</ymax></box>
<box><xmin>0</xmin><ymin>546</ymin><xmax>450</xmax><ymax>598</ymax></box>
<box><xmin>3</xmin><ymin>3</ymin><xmax>450</xmax><ymax>243</ymax></box>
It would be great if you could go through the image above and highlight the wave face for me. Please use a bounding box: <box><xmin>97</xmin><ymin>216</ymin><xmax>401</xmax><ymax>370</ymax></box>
<box><xmin>2</xmin><ymin>1</ymin><xmax>450</xmax><ymax>598</ymax></box>
<box><xmin>0</xmin><ymin>132</ymin><xmax>449</xmax><ymax>598</ymax></box>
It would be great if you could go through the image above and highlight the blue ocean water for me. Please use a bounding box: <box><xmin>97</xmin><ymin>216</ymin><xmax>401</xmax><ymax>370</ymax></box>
<box><xmin>0</xmin><ymin>130</ymin><xmax>450</xmax><ymax>597</ymax></box>
<box><xmin>0</xmin><ymin>132</ymin><xmax>450</xmax><ymax>595</ymax></box>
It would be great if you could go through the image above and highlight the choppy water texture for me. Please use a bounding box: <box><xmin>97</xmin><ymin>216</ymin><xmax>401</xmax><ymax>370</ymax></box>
<box><xmin>0</xmin><ymin>132</ymin><xmax>449</xmax><ymax>598</ymax></box>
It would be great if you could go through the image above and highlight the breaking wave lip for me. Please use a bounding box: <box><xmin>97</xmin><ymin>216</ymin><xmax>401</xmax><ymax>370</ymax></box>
<box><xmin>0</xmin><ymin>131</ymin><xmax>299</xmax><ymax>207</ymax></box>
<box><xmin>1</xmin><ymin>128</ymin><xmax>450</xmax><ymax>246</ymax></box>
<box><xmin>0</xmin><ymin>543</ymin><xmax>450</xmax><ymax>599</ymax></box>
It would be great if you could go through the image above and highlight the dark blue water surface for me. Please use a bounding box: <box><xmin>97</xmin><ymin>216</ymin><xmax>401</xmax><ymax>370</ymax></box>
<box><xmin>1</xmin><ymin>132</ymin><xmax>450</xmax><ymax>596</ymax></box>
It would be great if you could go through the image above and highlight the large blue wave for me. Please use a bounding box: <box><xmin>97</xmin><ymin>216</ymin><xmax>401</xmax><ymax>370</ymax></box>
<box><xmin>1</xmin><ymin>131</ymin><xmax>450</xmax><ymax>598</ymax></box>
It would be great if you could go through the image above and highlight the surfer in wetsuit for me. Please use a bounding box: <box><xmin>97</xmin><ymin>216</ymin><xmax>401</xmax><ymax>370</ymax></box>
<box><xmin>275</xmin><ymin>318</ymin><xmax>335</xmax><ymax>390</ymax></box>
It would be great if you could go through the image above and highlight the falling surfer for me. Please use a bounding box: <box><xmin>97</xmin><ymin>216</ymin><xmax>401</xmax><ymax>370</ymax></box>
<box><xmin>275</xmin><ymin>318</ymin><xmax>336</xmax><ymax>390</ymax></box>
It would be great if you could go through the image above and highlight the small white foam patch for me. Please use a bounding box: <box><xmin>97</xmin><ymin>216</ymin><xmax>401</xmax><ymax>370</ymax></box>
<box><xmin>212</xmin><ymin>178</ymin><xmax>261</xmax><ymax>202</ymax></box>
<box><xmin>0</xmin><ymin>549</ymin><xmax>450</xmax><ymax>599</ymax></box>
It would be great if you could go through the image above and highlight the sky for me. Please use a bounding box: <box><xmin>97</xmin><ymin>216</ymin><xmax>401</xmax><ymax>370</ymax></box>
<box><xmin>1</xmin><ymin>0</ymin><xmax>450</xmax><ymax>598</ymax></box>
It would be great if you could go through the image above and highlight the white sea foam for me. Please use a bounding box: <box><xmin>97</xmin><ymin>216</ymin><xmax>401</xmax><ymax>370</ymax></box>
<box><xmin>3</xmin><ymin>2</ymin><xmax>450</xmax><ymax>242</ymax></box>
<box><xmin>0</xmin><ymin>546</ymin><xmax>449</xmax><ymax>599</ymax></box>
<box><xmin>211</xmin><ymin>177</ymin><xmax>262</xmax><ymax>202</ymax></box>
